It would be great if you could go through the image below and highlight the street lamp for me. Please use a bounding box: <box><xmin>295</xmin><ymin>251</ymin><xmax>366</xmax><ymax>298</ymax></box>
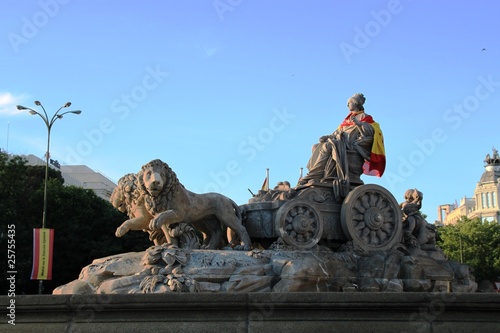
<box><xmin>17</xmin><ymin>101</ymin><xmax>81</xmax><ymax>294</ymax></box>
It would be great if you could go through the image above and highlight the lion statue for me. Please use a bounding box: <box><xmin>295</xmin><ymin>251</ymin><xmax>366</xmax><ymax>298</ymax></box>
<box><xmin>138</xmin><ymin>159</ymin><xmax>252</xmax><ymax>250</ymax></box>
<box><xmin>110</xmin><ymin>173</ymin><xmax>168</xmax><ymax>245</ymax></box>
<box><xmin>110</xmin><ymin>173</ymin><xmax>201</xmax><ymax>248</ymax></box>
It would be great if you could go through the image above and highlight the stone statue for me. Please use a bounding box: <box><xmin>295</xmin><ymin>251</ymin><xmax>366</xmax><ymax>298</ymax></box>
<box><xmin>56</xmin><ymin>158</ymin><xmax>478</xmax><ymax>294</ymax></box>
<box><xmin>298</xmin><ymin>93</ymin><xmax>385</xmax><ymax>189</ymax></box>
<box><xmin>139</xmin><ymin>159</ymin><xmax>252</xmax><ymax>250</ymax></box>
<box><xmin>484</xmin><ymin>153</ymin><xmax>491</xmax><ymax>164</ymax></box>
<box><xmin>110</xmin><ymin>173</ymin><xmax>198</xmax><ymax>248</ymax></box>
<box><xmin>110</xmin><ymin>173</ymin><xmax>168</xmax><ymax>245</ymax></box>
<box><xmin>248</xmin><ymin>180</ymin><xmax>296</xmax><ymax>202</ymax></box>
<box><xmin>400</xmin><ymin>189</ymin><xmax>437</xmax><ymax>250</ymax></box>
<box><xmin>483</xmin><ymin>147</ymin><xmax>499</xmax><ymax>165</ymax></box>
<box><xmin>493</xmin><ymin>147</ymin><xmax>499</xmax><ymax>159</ymax></box>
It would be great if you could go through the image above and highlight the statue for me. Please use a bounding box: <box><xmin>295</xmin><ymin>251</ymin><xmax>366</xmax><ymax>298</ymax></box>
<box><xmin>298</xmin><ymin>93</ymin><xmax>385</xmax><ymax>190</ymax></box>
<box><xmin>54</xmin><ymin>98</ymin><xmax>477</xmax><ymax>295</ymax></box>
<box><xmin>400</xmin><ymin>189</ymin><xmax>437</xmax><ymax>250</ymax></box>
<box><xmin>483</xmin><ymin>147</ymin><xmax>499</xmax><ymax>165</ymax></box>
<box><xmin>110</xmin><ymin>173</ymin><xmax>198</xmax><ymax>248</ymax></box>
<box><xmin>484</xmin><ymin>153</ymin><xmax>491</xmax><ymax>164</ymax></box>
<box><xmin>139</xmin><ymin>159</ymin><xmax>252</xmax><ymax>250</ymax></box>
<box><xmin>56</xmin><ymin>158</ymin><xmax>479</xmax><ymax>294</ymax></box>
<box><xmin>110</xmin><ymin>173</ymin><xmax>168</xmax><ymax>245</ymax></box>
<box><xmin>248</xmin><ymin>180</ymin><xmax>296</xmax><ymax>202</ymax></box>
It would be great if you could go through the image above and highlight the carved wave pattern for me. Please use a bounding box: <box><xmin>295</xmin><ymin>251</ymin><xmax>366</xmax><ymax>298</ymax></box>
<box><xmin>299</xmin><ymin>188</ymin><xmax>332</xmax><ymax>204</ymax></box>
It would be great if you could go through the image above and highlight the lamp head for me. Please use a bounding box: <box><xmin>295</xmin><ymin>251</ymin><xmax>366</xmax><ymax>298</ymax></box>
<box><xmin>34</xmin><ymin>101</ymin><xmax>41</xmax><ymax>106</ymax></box>
<box><xmin>63</xmin><ymin>102</ymin><xmax>71</xmax><ymax>108</ymax></box>
<box><xmin>16</xmin><ymin>105</ymin><xmax>28</xmax><ymax>110</ymax></box>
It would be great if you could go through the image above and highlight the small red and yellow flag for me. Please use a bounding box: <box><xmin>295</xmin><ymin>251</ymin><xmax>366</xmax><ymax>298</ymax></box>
<box><xmin>261</xmin><ymin>177</ymin><xmax>269</xmax><ymax>191</ymax></box>
<box><xmin>31</xmin><ymin>228</ymin><xmax>54</xmax><ymax>280</ymax></box>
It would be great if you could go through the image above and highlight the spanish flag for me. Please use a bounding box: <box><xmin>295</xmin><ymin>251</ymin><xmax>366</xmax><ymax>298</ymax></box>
<box><xmin>31</xmin><ymin>228</ymin><xmax>54</xmax><ymax>280</ymax></box>
<box><xmin>339</xmin><ymin>113</ymin><xmax>386</xmax><ymax>177</ymax></box>
<box><xmin>261</xmin><ymin>176</ymin><xmax>269</xmax><ymax>191</ymax></box>
<box><xmin>363</xmin><ymin>121</ymin><xmax>386</xmax><ymax>177</ymax></box>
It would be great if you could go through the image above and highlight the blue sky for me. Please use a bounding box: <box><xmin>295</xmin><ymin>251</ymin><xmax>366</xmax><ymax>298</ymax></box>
<box><xmin>1</xmin><ymin>0</ymin><xmax>499</xmax><ymax>223</ymax></box>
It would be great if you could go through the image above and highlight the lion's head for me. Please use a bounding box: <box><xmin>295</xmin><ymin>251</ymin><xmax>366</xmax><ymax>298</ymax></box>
<box><xmin>137</xmin><ymin>159</ymin><xmax>180</xmax><ymax>214</ymax></box>
<box><xmin>110</xmin><ymin>173</ymin><xmax>139</xmax><ymax>216</ymax></box>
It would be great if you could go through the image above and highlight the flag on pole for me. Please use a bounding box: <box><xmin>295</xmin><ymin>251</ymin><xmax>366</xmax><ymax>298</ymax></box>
<box><xmin>261</xmin><ymin>176</ymin><xmax>269</xmax><ymax>191</ymax></box>
<box><xmin>261</xmin><ymin>168</ymin><xmax>270</xmax><ymax>191</ymax></box>
<box><xmin>31</xmin><ymin>228</ymin><xmax>54</xmax><ymax>280</ymax></box>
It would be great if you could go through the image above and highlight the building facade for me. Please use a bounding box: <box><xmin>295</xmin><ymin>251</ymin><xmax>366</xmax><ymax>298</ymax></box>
<box><xmin>437</xmin><ymin>148</ymin><xmax>500</xmax><ymax>225</ymax></box>
<box><xmin>23</xmin><ymin>154</ymin><xmax>116</xmax><ymax>201</ymax></box>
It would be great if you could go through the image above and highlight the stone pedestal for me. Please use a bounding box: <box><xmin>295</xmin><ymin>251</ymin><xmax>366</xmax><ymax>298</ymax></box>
<box><xmin>2</xmin><ymin>293</ymin><xmax>499</xmax><ymax>333</ymax></box>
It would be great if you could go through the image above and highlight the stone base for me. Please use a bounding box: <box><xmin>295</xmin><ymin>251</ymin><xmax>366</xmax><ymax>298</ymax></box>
<box><xmin>2</xmin><ymin>293</ymin><xmax>500</xmax><ymax>333</ymax></box>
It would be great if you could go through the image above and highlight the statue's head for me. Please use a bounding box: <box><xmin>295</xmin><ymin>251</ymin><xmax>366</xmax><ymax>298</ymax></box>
<box><xmin>347</xmin><ymin>93</ymin><xmax>365</xmax><ymax>111</ymax></box>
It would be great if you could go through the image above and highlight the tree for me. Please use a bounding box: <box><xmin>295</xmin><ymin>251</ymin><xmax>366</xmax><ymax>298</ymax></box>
<box><xmin>437</xmin><ymin>216</ymin><xmax>500</xmax><ymax>282</ymax></box>
<box><xmin>0</xmin><ymin>152</ymin><xmax>151</xmax><ymax>294</ymax></box>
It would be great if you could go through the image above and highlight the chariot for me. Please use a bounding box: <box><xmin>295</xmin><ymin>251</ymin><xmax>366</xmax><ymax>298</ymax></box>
<box><xmin>241</xmin><ymin>181</ymin><xmax>402</xmax><ymax>252</ymax></box>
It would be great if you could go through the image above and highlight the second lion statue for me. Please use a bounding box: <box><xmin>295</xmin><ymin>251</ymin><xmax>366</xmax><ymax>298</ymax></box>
<box><xmin>138</xmin><ymin>159</ymin><xmax>253</xmax><ymax>251</ymax></box>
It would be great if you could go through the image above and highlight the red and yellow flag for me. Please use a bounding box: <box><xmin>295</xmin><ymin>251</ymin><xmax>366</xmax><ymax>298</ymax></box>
<box><xmin>261</xmin><ymin>177</ymin><xmax>269</xmax><ymax>191</ymax></box>
<box><xmin>339</xmin><ymin>113</ymin><xmax>386</xmax><ymax>177</ymax></box>
<box><xmin>363</xmin><ymin>121</ymin><xmax>386</xmax><ymax>177</ymax></box>
<box><xmin>31</xmin><ymin>228</ymin><xmax>54</xmax><ymax>280</ymax></box>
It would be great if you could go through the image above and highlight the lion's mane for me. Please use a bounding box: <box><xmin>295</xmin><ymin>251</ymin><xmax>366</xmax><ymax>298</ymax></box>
<box><xmin>137</xmin><ymin>159</ymin><xmax>182</xmax><ymax>215</ymax></box>
<box><xmin>112</xmin><ymin>173</ymin><xmax>142</xmax><ymax>218</ymax></box>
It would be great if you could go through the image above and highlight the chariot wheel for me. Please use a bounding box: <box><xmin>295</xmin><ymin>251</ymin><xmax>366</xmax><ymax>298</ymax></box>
<box><xmin>340</xmin><ymin>184</ymin><xmax>402</xmax><ymax>252</ymax></box>
<box><xmin>275</xmin><ymin>200</ymin><xmax>323</xmax><ymax>249</ymax></box>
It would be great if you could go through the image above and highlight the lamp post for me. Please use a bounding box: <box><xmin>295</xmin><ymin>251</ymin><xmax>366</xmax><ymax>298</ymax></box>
<box><xmin>17</xmin><ymin>101</ymin><xmax>81</xmax><ymax>294</ymax></box>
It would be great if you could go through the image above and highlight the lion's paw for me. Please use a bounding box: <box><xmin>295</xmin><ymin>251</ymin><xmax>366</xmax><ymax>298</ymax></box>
<box><xmin>115</xmin><ymin>227</ymin><xmax>126</xmax><ymax>237</ymax></box>
<box><xmin>149</xmin><ymin>219</ymin><xmax>161</xmax><ymax>231</ymax></box>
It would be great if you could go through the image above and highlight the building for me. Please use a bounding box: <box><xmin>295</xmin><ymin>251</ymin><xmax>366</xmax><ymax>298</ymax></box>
<box><xmin>437</xmin><ymin>148</ymin><xmax>500</xmax><ymax>225</ymax></box>
<box><xmin>23</xmin><ymin>154</ymin><xmax>116</xmax><ymax>201</ymax></box>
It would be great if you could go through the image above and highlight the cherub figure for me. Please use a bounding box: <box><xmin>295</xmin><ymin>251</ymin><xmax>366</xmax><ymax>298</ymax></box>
<box><xmin>400</xmin><ymin>189</ymin><xmax>436</xmax><ymax>250</ymax></box>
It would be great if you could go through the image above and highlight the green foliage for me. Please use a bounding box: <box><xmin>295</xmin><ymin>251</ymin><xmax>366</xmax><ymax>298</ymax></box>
<box><xmin>437</xmin><ymin>216</ymin><xmax>500</xmax><ymax>281</ymax></box>
<box><xmin>0</xmin><ymin>152</ymin><xmax>151</xmax><ymax>294</ymax></box>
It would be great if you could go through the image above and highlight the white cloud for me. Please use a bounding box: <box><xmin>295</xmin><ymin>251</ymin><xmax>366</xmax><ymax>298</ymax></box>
<box><xmin>0</xmin><ymin>92</ymin><xmax>29</xmax><ymax>116</ymax></box>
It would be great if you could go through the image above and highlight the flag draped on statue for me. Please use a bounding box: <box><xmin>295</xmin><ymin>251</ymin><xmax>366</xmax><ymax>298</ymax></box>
<box><xmin>362</xmin><ymin>121</ymin><xmax>386</xmax><ymax>177</ymax></box>
<box><xmin>31</xmin><ymin>228</ymin><xmax>54</xmax><ymax>280</ymax></box>
<box><xmin>339</xmin><ymin>113</ymin><xmax>386</xmax><ymax>177</ymax></box>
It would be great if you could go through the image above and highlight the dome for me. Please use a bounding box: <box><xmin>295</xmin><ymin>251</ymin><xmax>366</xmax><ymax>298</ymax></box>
<box><xmin>480</xmin><ymin>147</ymin><xmax>500</xmax><ymax>183</ymax></box>
<box><xmin>479</xmin><ymin>166</ymin><xmax>500</xmax><ymax>184</ymax></box>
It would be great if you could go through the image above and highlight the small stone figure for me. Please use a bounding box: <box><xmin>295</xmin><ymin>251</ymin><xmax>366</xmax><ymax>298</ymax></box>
<box><xmin>484</xmin><ymin>153</ymin><xmax>491</xmax><ymax>164</ymax></box>
<box><xmin>400</xmin><ymin>189</ymin><xmax>437</xmax><ymax>250</ymax></box>
<box><xmin>483</xmin><ymin>147</ymin><xmax>499</xmax><ymax>165</ymax></box>
<box><xmin>298</xmin><ymin>93</ymin><xmax>385</xmax><ymax>187</ymax></box>
<box><xmin>248</xmin><ymin>181</ymin><xmax>295</xmax><ymax>203</ymax></box>
<box><xmin>493</xmin><ymin>147</ymin><xmax>499</xmax><ymax>160</ymax></box>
